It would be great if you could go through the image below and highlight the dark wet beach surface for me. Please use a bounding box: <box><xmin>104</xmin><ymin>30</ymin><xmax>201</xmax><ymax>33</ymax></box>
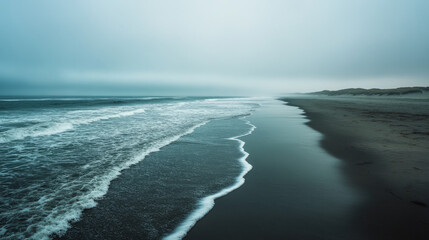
<box><xmin>284</xmin><ymin>97</ymin><xmax>429</xmax><ymax>239</ymax></box>
<box><xmin>186</xmin><ymin>99</ymin><xmax>365</xmax><ymax>240</ymax></box>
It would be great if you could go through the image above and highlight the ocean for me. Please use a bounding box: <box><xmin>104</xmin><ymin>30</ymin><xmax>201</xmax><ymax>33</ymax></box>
<box><xmin>0</xmin><ymin>97</ymin><xmax>259</xmax><ymax>240</ymax></box>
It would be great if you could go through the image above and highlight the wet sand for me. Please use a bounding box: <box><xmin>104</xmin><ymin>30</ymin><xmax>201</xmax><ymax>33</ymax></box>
<box><xmin>283</xmin><ymin>96</ymin><xmax>429</xmax><ymax>239</ymax></box>
<box><xmin>185</xmin><ymin>99</ymin><xmax>366</xmax><ymax>240</ymax></box>
<box><xmin>186</xmin><ymin>97</ymin><xmax>429</xmax><ymax>240</ymax></box>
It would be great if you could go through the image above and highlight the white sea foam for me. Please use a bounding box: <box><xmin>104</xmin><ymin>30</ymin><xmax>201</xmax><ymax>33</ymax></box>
<box><xmin>0</xmin><ymin>122</ymin><xmax>74</xmax><ymax>144</ymax></box>
<box><xmin>25</xmin><ymin>121</ymin><xmax>208</xmax><ymax>240</ymax></box>
<box><xmin>163</xmin><ymin>117</ymin><xmax>256</xmax><ymax>240</ymax></box>
<box><xmin>0</xmin><ymin>108</ymin><xmax>145</xmax><ymax>143</ymax></box>
<box><xmin>0</xmin><ymin>98</ymin><xmax>259</xmax><ymax>240</ymax></box>
<box><xmin>0</xmin><ymin>97</ymin><xmax>166</xmax><ymax>102</ymax></box>
<box><xmin>69</xmin><ymin>108</ymin><xmax>145</xmax><ymax>125</ymax></box>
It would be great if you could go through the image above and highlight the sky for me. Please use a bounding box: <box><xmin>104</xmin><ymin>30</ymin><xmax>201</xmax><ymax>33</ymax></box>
<box><xmin>0</xmin><ymin>0</ymin><xmax>428</xmax><ymax>96</ymax></box>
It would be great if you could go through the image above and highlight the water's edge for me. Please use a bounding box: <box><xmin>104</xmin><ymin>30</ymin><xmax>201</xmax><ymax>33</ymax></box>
<box><xmin>48</xmin><ymin>121</ymin><xmax>211</xmax><ymax>239</ymax></box>
<box><xmin>0</xmin><ymin>97</ymin><xmax>260</xmax><ymax>240</ymax></box>
<box><xmin>163</xmin><ymin>117</ymin><xmax>256</xmax><ymax>240</ymax></box>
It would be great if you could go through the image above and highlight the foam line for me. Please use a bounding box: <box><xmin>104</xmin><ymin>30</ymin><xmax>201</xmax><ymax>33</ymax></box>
<box><xmin>27</xmin><ymin>121</ymin><xmax>209</xmax><ymax>240</ymax></box>
<box><xmin>163</xmin><ymin>117</ymin><xmax>256</xmax><ymax>240</ymax></box>
<box><xmin>0</xmin><ymin>108</ymin><xmax>145</xmax><ymax>143</ymax></box>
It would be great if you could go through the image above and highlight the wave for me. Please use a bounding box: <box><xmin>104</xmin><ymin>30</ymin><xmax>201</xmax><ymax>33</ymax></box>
<box><xmin>0</xmin><ymin>97</ymin><xmax>168</xmax><ymax>102</ymax></box>
<box><xmin>0</xmin><ymin>97</ymin><xmax>183</xmax><ymax>112</ymax></box>
<box><xmin>21</xmin><ymin>121</ymin><xmax>209</xmax><ymax>240</ymax></box>
<box><xmin>163</xmin><ymin>117</ymin><xmax>256</xmax><ymax>240</ymax></box>
<box><xmin>0</xmin><ymin>108</ymin><xmax>145</xmax><ymax>144</ymax></box>
<box><xmin>69</xmin><ymin>108</ymin><xmax>145</xmax><ymax>125</ymax></box>
<box><xmin>0</xmin><ymin>97</ymin><xmax>259</xmax><ymax>240</ymax></box>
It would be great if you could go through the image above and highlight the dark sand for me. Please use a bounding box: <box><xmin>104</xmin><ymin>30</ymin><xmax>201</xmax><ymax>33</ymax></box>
<box><xmin>186</xmin><ymin>97</ymin><xmax>429</xmax><ymax>240</ymax></box>
<box><xmin>283</xmin><ymin>96</ymin><xmax>429</xmax><ymax>239</ymax></box>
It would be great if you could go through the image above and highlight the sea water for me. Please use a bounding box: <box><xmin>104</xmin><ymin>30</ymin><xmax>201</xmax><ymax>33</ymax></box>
<box><xmin>0</xmin><ymin>97</ymin><xmax>258</xmax><ymax>240</ymax></box>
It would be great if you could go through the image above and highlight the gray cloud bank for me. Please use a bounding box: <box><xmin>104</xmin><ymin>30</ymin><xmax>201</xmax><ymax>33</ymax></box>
<box><xmin>1</xmin><ymin>0</ymin><xmax>428</xmax><ymax>95</ymax></box>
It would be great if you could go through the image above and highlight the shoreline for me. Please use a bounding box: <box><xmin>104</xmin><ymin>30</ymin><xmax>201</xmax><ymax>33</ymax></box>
<box><xmin>163</xmin><ymin>117</ymin><xmax>256</xmax><ymax>240</ymax></box>
<box><xmin>55</xmin><ymin>114</ymin><xmax>257</xmax><ymax>240</ymax></box>
<box><xmin>283</xmin><ymin>96</ymin><xmax>429</xmax><ymax>239</ymax></box>
<box><xmin>51</xmin><ymin>121</ymin><xmax>210</xmax><ymax>240</ymax></box>
<box><xmin>185</xmin><ymin>99</ymin><xmax>365</xmax><ymax>239</ymax></box>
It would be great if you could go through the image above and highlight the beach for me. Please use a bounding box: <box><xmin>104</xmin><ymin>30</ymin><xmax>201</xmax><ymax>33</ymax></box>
<box><xmin>283</xmin><ymin>96</ymin><xmax>429</xmax><ymax>239</ymax></box>
<box><xmin>186</xmin><ymin>97</ymin><xmax>429</xmax><ymax>239</ymax></box>
<box><xmin>2</xmin><ymin>0</ymin><xmax>428</xmax><ymax>239</ymax></box>
<box><xmin>186</xmin><ymin>99</ymin><xmax>364</xmax><ymax>239</ymax></box>
<box><xmin>2</xmin><ymin>96</ymin><xmax>428</xmax><ymax>239</ymax></box>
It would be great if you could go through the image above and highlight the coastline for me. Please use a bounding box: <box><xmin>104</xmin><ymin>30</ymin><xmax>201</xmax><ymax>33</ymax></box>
<box><xmin>283</xmin><ymin>96</ymin><xmax>429</xmax><ymax>239</ymax></box>
<box><xmin>163</xmin><ymin>118</ymin><xmax>256</xmax><ymax>240</ymax></box>
<box><xmin>185</xmin><ymin>99</ymin><xmax>365</xmax><ymax>239</ymax></box>
<box><xmin>55</xmin><ymin>115</ymin><xmax>256</xmax><ymax>240</ymax></box>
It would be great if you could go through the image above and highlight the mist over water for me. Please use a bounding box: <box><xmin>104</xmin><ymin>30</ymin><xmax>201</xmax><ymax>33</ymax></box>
<box><xmin>0</xmin><ymin>1</ymin><xmax>428</xmax><ymax>239</ymax></box>
<box><xmin>1</xmin><ymin>0</ymin><xmax>428</xmax><ymax>95</ymax></box>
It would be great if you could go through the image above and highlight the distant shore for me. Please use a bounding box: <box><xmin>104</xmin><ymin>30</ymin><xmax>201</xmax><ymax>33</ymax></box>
<box><xmin>310</xmin><ymin>86</ymin><xmax>429</xmax><ymax>97</ymax></box>
<box><xmin>282</xmin><ymin>95</ymin><xmax>429</xmax><ymax>239</ymax></box>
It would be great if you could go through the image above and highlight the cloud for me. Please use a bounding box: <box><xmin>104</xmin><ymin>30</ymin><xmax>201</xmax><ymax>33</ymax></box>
<box><xmin>0</xmin><ymin>0</ymin><xmax>428</xmax><ymax>95</ymax></box>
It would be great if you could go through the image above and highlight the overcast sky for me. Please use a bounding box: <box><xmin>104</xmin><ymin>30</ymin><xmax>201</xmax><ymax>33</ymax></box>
<box><xmin>1</xmin><ymin>0</ymin><xmax>428</xmax><ymax>95</ymax></box>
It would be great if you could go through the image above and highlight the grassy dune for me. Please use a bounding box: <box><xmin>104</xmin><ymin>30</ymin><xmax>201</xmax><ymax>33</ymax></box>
<box><xmin>312</xmin><ymin>87</ymin><xmax>429</xmax><ymax>96</ymax></box>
